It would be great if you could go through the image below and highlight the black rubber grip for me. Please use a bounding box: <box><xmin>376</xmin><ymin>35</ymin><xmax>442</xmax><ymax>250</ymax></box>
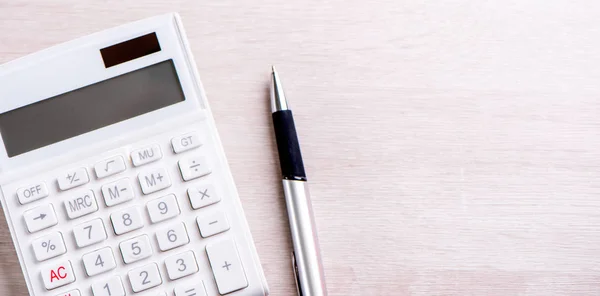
<box><xmin>272</xmin><ymin>110</ymin><xmax>307</xmax><ymax>180</ymax></box>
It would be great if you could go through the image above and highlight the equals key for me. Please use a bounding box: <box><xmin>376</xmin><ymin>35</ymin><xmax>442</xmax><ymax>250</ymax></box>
<box><xmin>174</xmin><ymin>282</ymin><xmax>208</xmax><ymax>296</ymax></box>
<box><xmin>197</xmin><ymin>211</ymin><xmax>230</xmax><ymax>238</ymax></box>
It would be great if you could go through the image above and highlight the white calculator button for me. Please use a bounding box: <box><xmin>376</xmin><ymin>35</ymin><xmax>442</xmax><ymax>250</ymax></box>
<box><xmin>164</xmin><ymin>250</ymin><xmax>199</xmax><ymax>280</ymax></box>
<box><xmin>63</xmin><ymin>189</ymin><xmax>98</xmax><ymax>219</ymax></box>
<box><xmin>55</xmin><ymin>289</ymin><xmax>80</xmax><ymax>296</ymax></box>
<box><xmin>17</xmin><ymin>182</ymin><xmax>49</xmax><ymax>205</ymax></box>
<box><xmin>24</xmin><ymin>204</ymin><xmax>58</xmax><ymax>233</ymax></box>
<box><xmin>197</xmin><ymin>211</ymin><xmax>230</xmax><ymax>238</ymax></box>
<box><xmin>171</xmin><ymin>132</ymin><xmax>202</xmax><ymax>153</ymax></box>
<box><xmin>32</xmin><ymin>231</ymin><xmax>67</xmax><ymax>261</ymax></box>
<box><xmin>41</xmin><ymin>260</ymin><xmax>75</xmax><ymax>290</ymax></box>
<box><xmin>206</xmin><ymin>239</ymin><xmax>249</xmax><ymax>294</ymax></box>
<box><xmin>156</xmin><ymin>292</ymin><xmax>168</xmax><ymax>296</ymax></box>
<box><xmin>138</xmin><ymin>168</ymin><xmax>171</xmax><ymax>194</ymax></box>
<box><xmin>111</xmin><ymin>206</ymin><xmax>144</xmax><ymax>235</ymax></box>
<box><xmin>131</xmin><ymin>144</ymin><xmax>162</xmax><ymax>167</ymax></box>
<box><xmin>119</xmin><ymin>235</ymin><xmax>153</xmax><ymax>264</ymax></box>
<box><xmin>73</xmin><ymin>218</ymin><xmax>107</xmax><ymax>248</ymax></box>
<box><xmin>156</xmin><ymin>222</ymin><xmax>189</xmax><ymax>251</ymax></box>
<box><xmin>178</xmin><ymin>155</ymin><xmax>211</xmax><ymax>181</ymax></box>
<box><xmin>128</xmin><ymin>263</ymin><xmax>163</xmax><ymax>292</ymax></box>
<box><xmin>147</xmin><ymin>194</ymin><xmax>180</xmax><ymax>223</ymax></box>
<box><xmin>174</xmin><ymin>282</ymin><xmax>208</xmax><ymax>296</ymax></box>
<box><xmin>94</xmin><ymin>155</ymin><xmax>126</xmax><ymax>179</ymax></box>
<box><xmin>82</xmin><ymin>247</ymin><xmax>117</xmax><ymax>276</ymax></box>
<box><xmin>101</xmin><ymin>178</ymin><xmax>134</xmax><ymax>207</ymax></box>
<box><xmin>57</xmin><ymin>167</ymin><xmax>89</xmax><ymax>191</ymax></box>
<box><xmin>92</xmin><ymin>276</ymin><xmax>125</xmax><ymax>296</ymax></box>
<box><xmin>188</xmin><ymin>185</ymin><xmax>221</xmax><ymax>209</ymax></box>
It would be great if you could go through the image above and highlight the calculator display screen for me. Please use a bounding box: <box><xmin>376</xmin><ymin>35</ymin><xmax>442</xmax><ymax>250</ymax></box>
<box><xmin>0</xmin><ymin>59</ymin><xmax>185</xmax><ymax>157</ymax></box>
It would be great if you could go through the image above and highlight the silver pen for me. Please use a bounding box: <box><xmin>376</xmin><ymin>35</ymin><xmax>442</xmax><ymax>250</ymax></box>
<box><xmin>270</xmin><ymin>66</ymin><xmax>328</xmax><ymax>296</ymax></box>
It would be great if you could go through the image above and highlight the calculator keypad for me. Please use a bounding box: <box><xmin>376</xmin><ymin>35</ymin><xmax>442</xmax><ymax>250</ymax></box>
<box><xmin>12</xmin><ymin>130</ymin><xmax>253</xmax><ymax>295</ymax></box>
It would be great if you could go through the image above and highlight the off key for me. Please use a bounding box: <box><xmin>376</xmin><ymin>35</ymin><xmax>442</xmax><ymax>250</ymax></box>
<box><xmin>41</xmin><ymin>260</ymin><xmax>75</xmax><ymax>290</ymax></box>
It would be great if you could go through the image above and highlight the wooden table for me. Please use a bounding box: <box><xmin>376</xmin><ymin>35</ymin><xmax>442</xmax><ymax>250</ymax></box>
<box><xmin>2</xmin><ymin>1</ymin><xmax>600</xmax><ymax>295</ymax></box>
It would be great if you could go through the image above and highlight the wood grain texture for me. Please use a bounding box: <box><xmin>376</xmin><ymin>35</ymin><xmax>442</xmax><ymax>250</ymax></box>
<box><xmin>2</xmin><ymin>0</ymin><xmax>600</xmax><ymax>295</ymax></box>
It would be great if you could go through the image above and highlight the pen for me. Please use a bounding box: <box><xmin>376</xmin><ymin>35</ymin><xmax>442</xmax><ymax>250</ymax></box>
<box><xmin>270</xmin><ymin>66</ymin><xmax>328</xmax><ymax>296</ymax></box>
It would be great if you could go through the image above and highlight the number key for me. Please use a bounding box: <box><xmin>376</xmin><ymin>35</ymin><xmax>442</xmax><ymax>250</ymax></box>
<box><xmin>155</xmin><ymin>222</ymin><xmax>189</xmax><ymax>251</ymax></box>
<box><xmin>73</xmin><ymin>219</ymin><xmax>107</xmax><ymax>248</ymax></box>
<box><xmin>92</xmin><ymin>276</ymin><xmax>125</xmax><ymax>296</ymax></box>
<box><xmin>164</xmin><ymin>250</ymin><xmax>199</xmax><ymax>280</ymax></box>
<box><xmin>119</xmin><ymin>235</ymin><xmax>153</xmax><ymax>264</ymax></box>
<box><xmin>110</xmin><ymin>206</ymin><xmax>144</xmax><ymax>235</ymax></box>
<box><xmin>82</xmin><ymin>247</ymin><xmax>117</xmax><ymax>276</ymax></box>
<box><xmin>147</xmin><ymin>194</ymin><xmax>180</xmax><ymax>223</ymax></box>
<box><xmin>128</xmin><ymin>263</ymin><xmax>162</xmax><ymax>292</ymax></box>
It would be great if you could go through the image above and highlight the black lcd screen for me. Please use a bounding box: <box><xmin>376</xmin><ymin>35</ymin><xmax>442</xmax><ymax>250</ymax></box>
<box><xmin>0</xmin><ymin>59</ymin><xmax>185</xmax><ymax>157</ymax></box>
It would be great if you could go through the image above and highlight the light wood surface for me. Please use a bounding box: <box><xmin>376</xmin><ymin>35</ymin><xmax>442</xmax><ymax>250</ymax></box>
<box><xmin>2</xmin><ymin>1</ymin><xmax>600</xmax><ymax>295</ymax></box>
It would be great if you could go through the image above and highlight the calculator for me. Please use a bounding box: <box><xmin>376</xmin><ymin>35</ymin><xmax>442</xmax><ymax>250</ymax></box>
<box><xmin>0</xmin><ymin>13</ymin><xmax>269</xmax><ymax>296</ymax></box>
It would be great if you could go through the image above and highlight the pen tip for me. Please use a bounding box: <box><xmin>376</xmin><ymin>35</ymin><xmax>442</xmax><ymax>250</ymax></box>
<box><xmin>272</xmin><ymin>65</ymin><xmax>277</xmax><ymax>73</ymax></box>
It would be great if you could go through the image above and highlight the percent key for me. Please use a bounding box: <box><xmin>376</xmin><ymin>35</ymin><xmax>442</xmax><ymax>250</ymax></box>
<box><xmin>32</xmin><ymin>232</ymin><xmax>67</xmax><ymax>261</ymax></box>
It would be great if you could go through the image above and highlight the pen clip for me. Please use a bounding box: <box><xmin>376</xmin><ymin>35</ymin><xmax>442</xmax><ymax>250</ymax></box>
<box><xmin>292</xmin><ymin>251</ymin><xmax>303</xmax><ymax>296</ymax></box>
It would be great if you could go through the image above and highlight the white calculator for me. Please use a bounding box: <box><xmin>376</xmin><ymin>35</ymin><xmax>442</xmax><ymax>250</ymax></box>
<box><xmin>0</xmin><ymin>13</ymin><xmax>269</xmax><ymax>296</ymax></box>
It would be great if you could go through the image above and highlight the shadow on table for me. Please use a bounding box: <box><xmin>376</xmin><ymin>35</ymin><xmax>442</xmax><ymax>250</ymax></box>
<box><xmin>0</xmin><ymin>209</ymin><xmax>28</xmax><ymax>296</ymax></box>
